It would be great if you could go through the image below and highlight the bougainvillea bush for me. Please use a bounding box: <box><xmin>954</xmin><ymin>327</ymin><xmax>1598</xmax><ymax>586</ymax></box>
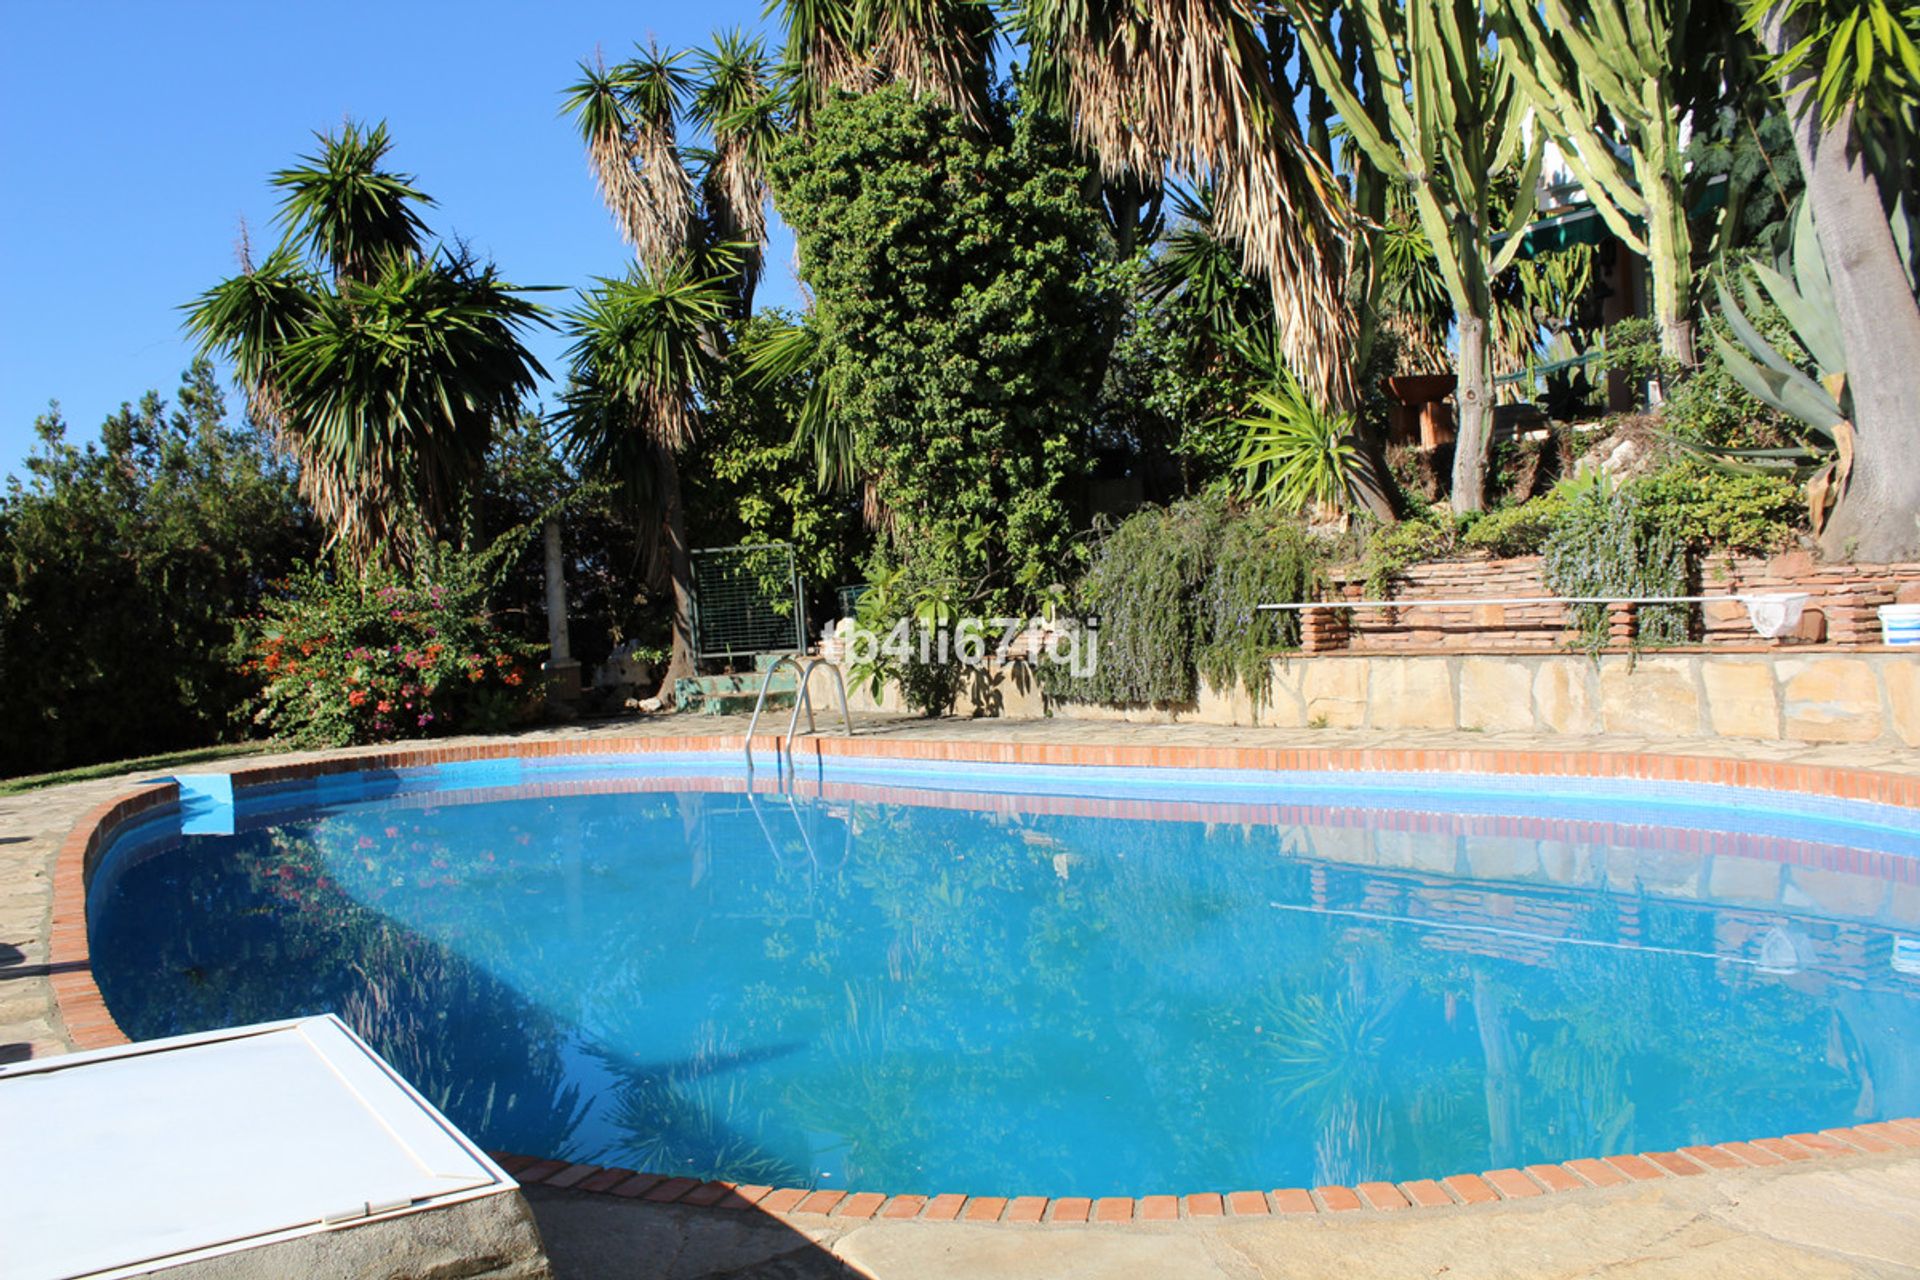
<box><xmin>245</xmin><ymin>542</ymin><xmax>543</xmax><ymax>747</ymax></box>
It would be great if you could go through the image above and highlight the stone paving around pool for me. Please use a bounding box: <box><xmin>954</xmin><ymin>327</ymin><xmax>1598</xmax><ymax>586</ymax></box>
<box><xmin>5</xmin><ymin>712</ymin><xmax>1920</xmax><ymax>1278</ymax></box>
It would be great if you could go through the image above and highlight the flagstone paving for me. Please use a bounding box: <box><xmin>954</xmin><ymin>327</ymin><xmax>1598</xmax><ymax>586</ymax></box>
<box><xmin>5</xmin><ymin>712</ymin><xmax>1918</xmax><ymax>1277</ymax></box>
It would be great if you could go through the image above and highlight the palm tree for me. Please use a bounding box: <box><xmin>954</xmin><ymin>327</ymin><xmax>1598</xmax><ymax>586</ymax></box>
<box><xmin>184</xmin><ymin>122</ymin><xmax>548</xmax><ymax>566</ymax></box>
<box><xmin>563</xmin><ymin>43</ymin><xmax>697</xmax><ymax>275</ymax></box>
<box><xmin>561</xmin><ymin>36</ymin><xmax>790</xmax><ymax>697</ymax></box>
<box><xmin>691</xmin><ymin>30</ymin><xmax>784</xmax><ymax>311</ymax></box>
<box><xmin>1015</xmin><ymin>0</ymin><xmax>1360</xmax><ymax>410</ymax></box>
<box><xmin>555</xmin><ymin>256</ymin><xmax>738</xmax><ymax>693</ymax></box>
<box><xmin>1746</xmin><ymin>0</ymin><xmax>1920</xmax><ymax>561</ymax></box>
<box><xmin>775</xmin><ymin>0</ymin><xmax>998</xmax><ymax>129</ymax></box>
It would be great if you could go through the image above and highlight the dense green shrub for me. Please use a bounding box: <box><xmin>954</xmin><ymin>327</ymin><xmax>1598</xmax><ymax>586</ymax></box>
<box><xmin>1358</xmin><ymin>512</ymin><xmax>1458</xmax><ymax>598</ymax></box>
<box><xmin>1194</xmin><ymin>509</ymin><xmax>1319</xmax><ymax>705</ymax></box>
<box><xmin>1632</xmin><ymin>460</ymin><xmax>1804</xmax><ymax>553</ymax></box>
<box><xmin>246</xmin><ymin>540</ymin><xmax>543</xmax><ymax>747</ymax></box>
<box><xmin>1460</xmin><ymin>493</ymin><xmax>1568</xmax><ymax>558</ymax></box>
<box><xmin>771</xmin><ymin>85</ymin><xmax>1107</xmax><ymax>610</ymax></box>
<box><xmin>0</xmin><ymin>364</ymin><xmax>318</xmax><ymax>776</ymax></box>
<box><xmin>1604</xmin><ymin>310</ymin><xmax>1801</xmax><ymax>451</ymax></box>
<box><xmin>1046</xmin><ymin>497</ymin><xmax>1316</xmax><ymax>708</ymax></box>
<box><xmin>1542</xmin><ymin>475</ymin><xmax>1690</xmax><ymax>650</ymax></box>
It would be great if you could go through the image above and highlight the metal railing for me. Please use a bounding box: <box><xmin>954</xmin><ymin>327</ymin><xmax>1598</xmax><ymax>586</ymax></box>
<box><xmin>744</xmin><ymin>654</ymin><xmax>858</xmax><ymax>770</ymax></box>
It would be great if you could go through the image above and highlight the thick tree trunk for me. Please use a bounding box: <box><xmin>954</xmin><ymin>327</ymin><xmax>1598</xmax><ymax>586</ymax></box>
<box><xmin>1450</xmin><ymin>314</ymin><xmax>1493</xmax><ymax>514</ymax></box>
<box><xmin>653</xmin><ymin>450</ymin><xmax>698</xmax><ymax>705</ymax></box>
<box><xmin>1763</xmin><ymin>8</ymin><xmax>1920</xmax><ymax>562</ymax></box>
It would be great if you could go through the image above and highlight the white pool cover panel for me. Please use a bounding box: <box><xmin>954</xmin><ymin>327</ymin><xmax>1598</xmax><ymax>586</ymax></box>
<box><xmin>0</xmin><ymin>1015</ymin><xmax>515</xmax><ymax>1280</ymax></box>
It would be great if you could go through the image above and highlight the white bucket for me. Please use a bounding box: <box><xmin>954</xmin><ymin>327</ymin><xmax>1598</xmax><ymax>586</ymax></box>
<box><xmin>1881</xmin><ymin>603</ymin><xmax>1920</xmax><ymax>646</ymax></box>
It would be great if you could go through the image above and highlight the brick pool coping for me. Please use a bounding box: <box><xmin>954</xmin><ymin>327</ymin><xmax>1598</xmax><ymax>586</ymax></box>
<box><xmin>46</xmin><ymin>732</ymin><xmax>1920</xmax><ymax>1222</ymax></box>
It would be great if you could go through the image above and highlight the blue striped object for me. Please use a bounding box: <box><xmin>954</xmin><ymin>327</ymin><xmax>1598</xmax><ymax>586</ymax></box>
<box><xmin>1882</xmin><ymin>604</ymin><xmax>1920</xmax><ymax>646</ymax></box>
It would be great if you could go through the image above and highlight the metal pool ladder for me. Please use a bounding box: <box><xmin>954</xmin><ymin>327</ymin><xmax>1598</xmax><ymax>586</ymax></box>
<box><xmin>744</xmin><ymin>653</ymin><xmax>857</xmax><ymax>770</ymax></box>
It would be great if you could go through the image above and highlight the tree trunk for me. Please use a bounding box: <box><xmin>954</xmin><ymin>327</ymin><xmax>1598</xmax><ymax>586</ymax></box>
<box><xmin>1763</xmin><ymin>7</ymin><xmax>1920</xmax><ymax>562</ymax></box>
<box><xmin>1450</xmin><ymin>314</ymin><xmax>1493</xmax><ymax>514</ymax></box>
<box><xmin>542</xmin><ymin>518</ymin><xmax>572</xmax><ymax>666</ymax></box>
<box><xmin>1642</xmin><ymin>110</ymin><xmax>1699</xmax><ymax>370</ymax></box>
<box><xmin>653</xmin><ymin>449</ymin><xmax>698</xmax><ymax>704</ymax></box>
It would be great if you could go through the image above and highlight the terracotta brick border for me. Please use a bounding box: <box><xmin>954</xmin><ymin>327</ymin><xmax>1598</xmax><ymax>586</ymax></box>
<box><xmin>45</xmin><ymin>733</ymin><xmax>1920</xmax><ymax>1222</ymax></box>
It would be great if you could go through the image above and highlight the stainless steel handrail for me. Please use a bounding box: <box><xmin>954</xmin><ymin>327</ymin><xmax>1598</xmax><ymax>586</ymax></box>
<box><xmin>744</xmin><ymin>654</ymin><xmax>858</xmax><ymax>770</ymax></box>
<box><xmin>782</xmin><ymin>657</ymin><xmax>857</xmax><ymax>761</ymax></box>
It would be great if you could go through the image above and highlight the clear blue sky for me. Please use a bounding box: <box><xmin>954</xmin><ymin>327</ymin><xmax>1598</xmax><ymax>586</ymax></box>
<box><xmin>0</xmin><ymin>0</ymin><xmax>799</xmax><ymax>479</ymax></box>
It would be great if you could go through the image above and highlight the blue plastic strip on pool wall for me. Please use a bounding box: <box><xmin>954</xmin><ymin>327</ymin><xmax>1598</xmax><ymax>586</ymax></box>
<box><xmin>173</xmin><ymin>772</ymin><xmax>235</xmax><ymax>836</ymax></box>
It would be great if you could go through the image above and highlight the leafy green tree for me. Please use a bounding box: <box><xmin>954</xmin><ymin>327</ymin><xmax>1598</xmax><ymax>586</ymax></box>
<box><xmin>0</xmin><ymin>363</ymin><xmax>317</xmax><ymax>775</ymax></box>
<box><xmin>682</xmin><ymin>312</ymin><xmax>868</xmax><ymax>598</ymax></box>
<box><xmin>184</xmin><ymin>122</ymin><xmax>549</xmax><ymax>567</ymax></box>
<box><xmin>554</xmin><ymin>257</ymin><xmax>737</xmax><ymax>689</ymax></box>
<box><xmin>770</xmin><ymin>85</ymin><xmax>1109</xmax><ymax>608</ymax></box>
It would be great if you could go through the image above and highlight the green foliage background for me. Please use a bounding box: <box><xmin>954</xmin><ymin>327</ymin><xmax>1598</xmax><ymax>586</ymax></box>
<box><xmin>0</xmin><ymin>363</ymin><xmax>318</xmax><ymax>775</ymax></box>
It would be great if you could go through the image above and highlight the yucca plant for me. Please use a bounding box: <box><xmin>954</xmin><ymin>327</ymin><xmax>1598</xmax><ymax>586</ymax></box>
<box><xmin>1233</xmin><ymin>367</ymin><xmax>1366</xmax><ymax>519</ymax></box>
<box><xmin>184</xmin><ymin>122</ymin><xmax>549</xmax><ymax>568</ymax></box>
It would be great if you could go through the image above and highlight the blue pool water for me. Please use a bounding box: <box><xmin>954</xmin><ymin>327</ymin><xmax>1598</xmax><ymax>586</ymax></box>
<box><xmin>89</xmin><ymin>756</ymin><xmax>1920</xmax><ymax>1196</ymax></box>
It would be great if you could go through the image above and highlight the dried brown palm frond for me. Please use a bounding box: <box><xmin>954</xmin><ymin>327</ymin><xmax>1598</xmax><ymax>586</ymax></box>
<box><xmin>563</xmin><ymin>48</ymin><xmax>697</xmax><ymax>273</ymax></box>
<box><xmin>865</xmin><ymin>0</ymin><xmax>998</xmax><ymax>129</ymax></box>
<box><xmin>1024</xmin><ymin>0</ymin><xmax>1359</xmax><ymax>406</ymax></box>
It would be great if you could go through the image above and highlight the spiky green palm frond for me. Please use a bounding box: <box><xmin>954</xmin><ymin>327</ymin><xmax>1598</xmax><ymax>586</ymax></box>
<box><xmin>562</xmin><ymin>44</ymin><xmax>697</xmax><ymax>271</ymax></box>
<box><xmin>740</xmin><ymin>316</ymin><xmax>856</xmax><ymax>492</ymax></box>
<box><xmin>270</xmin><ymin>121</ymin><xmax>432</xmax><ymax>282</ymax></box>
<box><xmin>555</xmin><ymin>256</ymin><xmax>737</xmax><ymax>495</ymax></box>
<box><xmin>1014</xmin><ymin>0</ymin><xmax>1358</xmax><ymax>406</ymax></box>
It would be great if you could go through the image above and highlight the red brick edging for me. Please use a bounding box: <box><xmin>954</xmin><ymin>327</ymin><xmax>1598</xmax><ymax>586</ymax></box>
<box><xmin>44</xmin><ymin>733</ymin><xmax>1920</xmax><ymax>1222</ymax></box>
<box><xmin>483</xmin><ymin>1120</ymin><xmax>1920</xmax><ymax>1222</ymax></box>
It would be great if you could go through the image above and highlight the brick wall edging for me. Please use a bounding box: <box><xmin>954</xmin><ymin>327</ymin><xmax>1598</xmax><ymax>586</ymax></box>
<box><xmin>46</xmin><ymin>733</ymin><xmax>1920</xmax><ymax>1220</ymax></box>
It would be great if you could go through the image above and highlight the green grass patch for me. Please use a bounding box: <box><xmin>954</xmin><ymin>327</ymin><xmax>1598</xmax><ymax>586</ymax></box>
<box><xmin>0</xmin><ymin>742</ymin><xmax>278</xmax><ymax>796</ymax></box>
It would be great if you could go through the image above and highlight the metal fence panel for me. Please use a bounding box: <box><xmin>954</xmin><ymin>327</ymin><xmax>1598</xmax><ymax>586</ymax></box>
<box><xmin>691</xmin><ymin>543</ymin><xmax>806</xmax><ymax>659</ymax></box>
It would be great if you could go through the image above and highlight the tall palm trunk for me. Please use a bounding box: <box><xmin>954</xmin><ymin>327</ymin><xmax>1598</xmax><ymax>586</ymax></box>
<box><xmin>1762</xmin><ymin>7</ymin><xmax>1920</xmax><ymax>562</ymax></box>
<box><xmin>656</xmin><ymin>449</ymin><xmax>698</xmax><ymax>701</ymax></box>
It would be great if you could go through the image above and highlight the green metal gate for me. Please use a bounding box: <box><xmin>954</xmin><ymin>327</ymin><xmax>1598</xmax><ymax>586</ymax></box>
<box><xmin>690</xmin><ymin>543</ymin><xmax>807</xmax><ymax>660</ymax></box>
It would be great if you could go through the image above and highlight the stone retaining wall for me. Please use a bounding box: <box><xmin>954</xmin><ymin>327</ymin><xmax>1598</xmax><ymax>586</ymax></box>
<box><xmin>812</xmin><ymin>651</ymin><xmax>1920</xmax><ymax>747</ymax></box>
<box><xmin>1320</xmin><ymin>553</ymin><xmax>1920</xmax><ymax>652</ymax></box>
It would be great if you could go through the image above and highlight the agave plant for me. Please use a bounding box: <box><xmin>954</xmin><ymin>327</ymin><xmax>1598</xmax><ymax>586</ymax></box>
<box><xmin>1708</xmin><ymin>200</ymin><xmax>1914</xmax><ymax>530</ymax></box>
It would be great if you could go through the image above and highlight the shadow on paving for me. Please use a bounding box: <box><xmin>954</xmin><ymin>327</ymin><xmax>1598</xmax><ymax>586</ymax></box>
<box><xmin>524</xmin><ymin>1186</ymin><xmax>864</xmax><ymax>1280</ymax></box>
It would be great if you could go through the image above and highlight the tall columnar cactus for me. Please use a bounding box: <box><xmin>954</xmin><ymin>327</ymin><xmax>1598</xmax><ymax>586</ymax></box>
<box><xmin>1492</xmin><ymin>0</ymin><xmax>1702</xmax><ymax>364</ymax></box>
<box><xmin>1282</xmin><ymin>0</ymin><xmax>1542</xmax><ymax>514</ymax></box>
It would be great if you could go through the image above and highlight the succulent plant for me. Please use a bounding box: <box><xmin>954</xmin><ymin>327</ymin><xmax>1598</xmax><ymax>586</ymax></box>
<box><xmin>1706</xmin><ymin>200</ymin><xmax>1913</xmax><ymax>530</ymax></box>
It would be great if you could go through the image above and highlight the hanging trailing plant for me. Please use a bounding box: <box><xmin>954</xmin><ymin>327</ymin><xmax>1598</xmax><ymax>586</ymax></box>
<box><xmin>1045</xmin><ymin>497</ymin><xmax>1317</xmax><ymax>709</ymax></box>
<box><xmin>1541</xmin><ymin>474</ymin><xmax>1691</xmax><ymax>652</ymax></box>
<box><xmin>1195</xmin><ymin>510</ymin><xmax>1319</xmax><ymax>707</ymax></box>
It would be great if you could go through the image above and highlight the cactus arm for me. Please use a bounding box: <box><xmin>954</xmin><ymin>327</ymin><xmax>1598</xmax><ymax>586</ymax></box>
<box><xmin>1284</xmin><ymin>2</ymin><xmax>1405</xmax><ymax>179</ymax></box>
<box><xmin>1491</xmin><ymin>131</ymin><xmax>1547</xmax><ymax>275</ymax></box>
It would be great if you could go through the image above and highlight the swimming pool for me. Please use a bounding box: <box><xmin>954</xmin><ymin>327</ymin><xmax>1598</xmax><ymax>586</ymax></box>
<box><xmin>83</xmin><ymin>744</ymin><xmax>1920</xmax><ymax>1200</ymax></box>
